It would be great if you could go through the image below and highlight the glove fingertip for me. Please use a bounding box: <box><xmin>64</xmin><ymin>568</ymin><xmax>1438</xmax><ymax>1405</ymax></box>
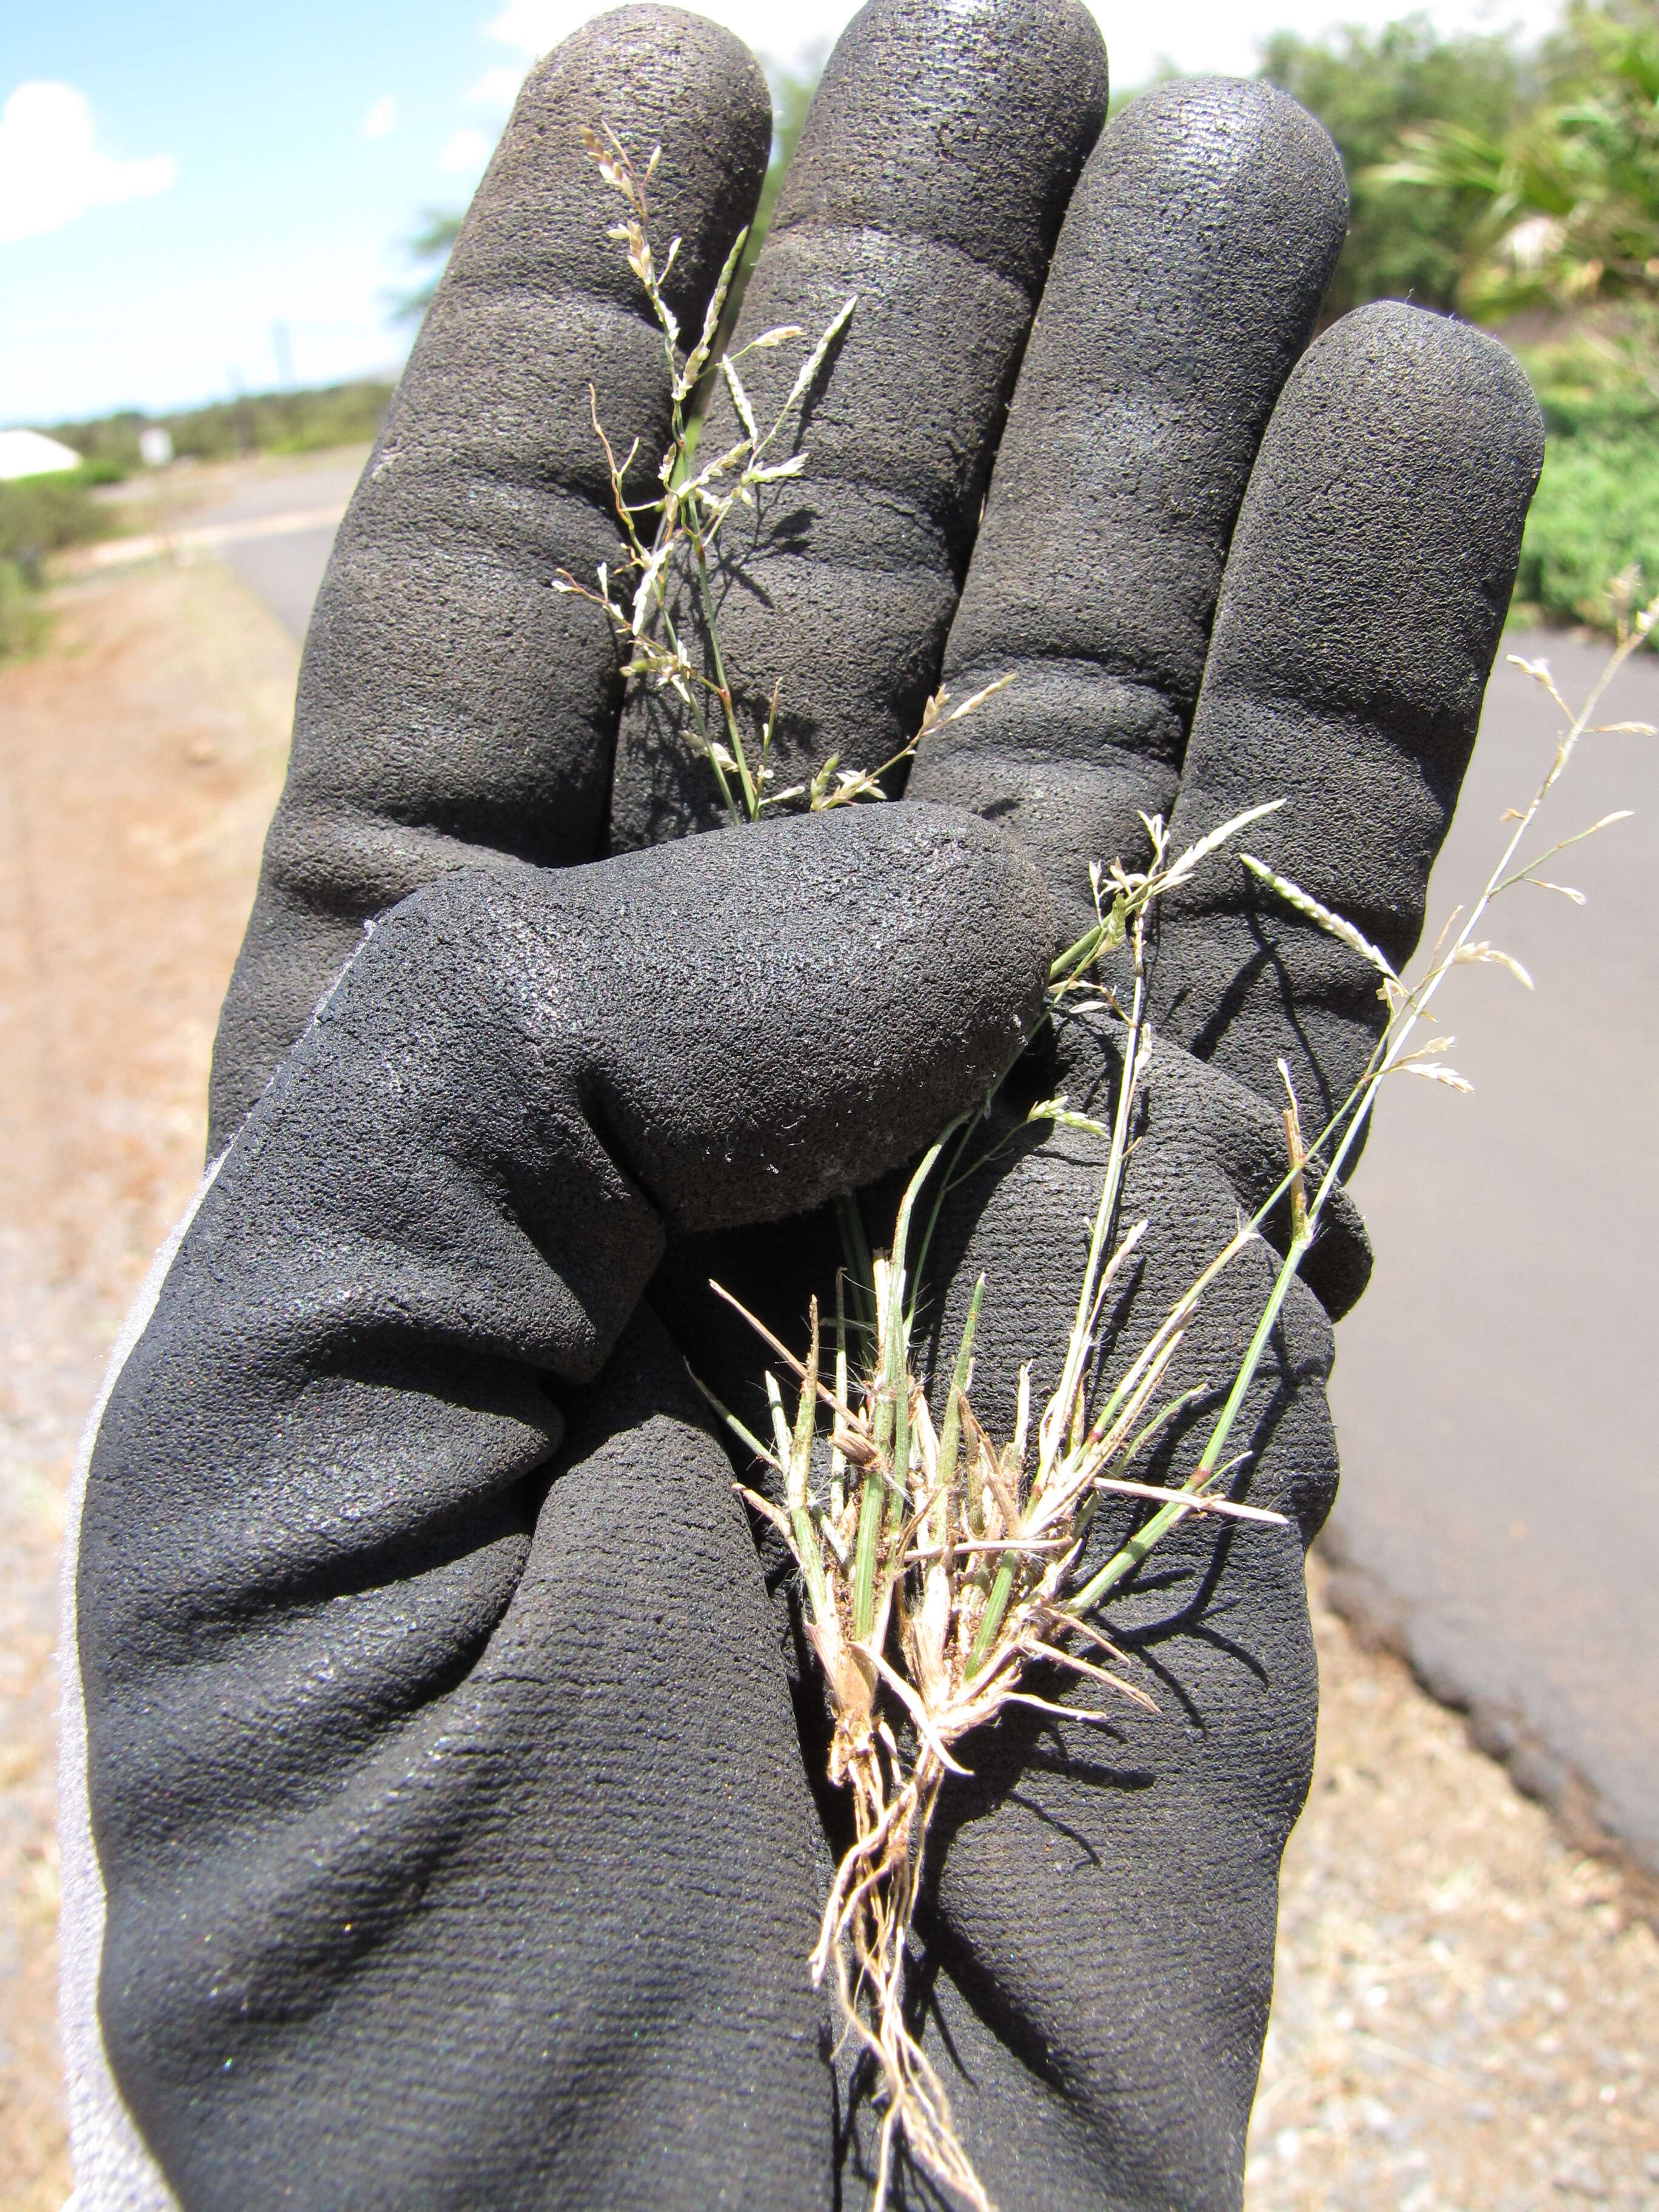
<box><xmin>1154</xmin><ymin>303</ymin><xmax>1546</xmax><ymax>1125</ymax></box>
<box><xmin>583</xmin><ymin>805</ymin><xmax>1053</xmax><ymax>1235</ymax></box>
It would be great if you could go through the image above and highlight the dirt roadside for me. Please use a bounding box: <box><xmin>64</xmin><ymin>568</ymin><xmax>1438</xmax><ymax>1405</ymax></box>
<box><xmin>0</xmin><ymin>559</ymin><xmax>1654</xmax><ymax>2210</ymax></box>
<box><xmin>0</xmin><ymin>560</ymin><xmax>293</xmax><ymax>2209</ymax></box>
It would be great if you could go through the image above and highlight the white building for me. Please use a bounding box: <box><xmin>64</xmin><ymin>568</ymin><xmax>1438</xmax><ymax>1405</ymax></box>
<box><xmin>0</xmin><ymin>428</ymin><xmax>83</xmax><ymax>481</ymax></box>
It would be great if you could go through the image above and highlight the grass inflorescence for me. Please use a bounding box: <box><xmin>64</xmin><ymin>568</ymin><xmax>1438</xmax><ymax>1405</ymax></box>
<box><xmin>558</xmin><ymin>127</ymin><xmax>1011</xmax><ymax>824</ymax></box>
<box><xmin>702</xmin><ymin>615</ymin><xmax>1652</xmax><ymax>2207</ymax></box>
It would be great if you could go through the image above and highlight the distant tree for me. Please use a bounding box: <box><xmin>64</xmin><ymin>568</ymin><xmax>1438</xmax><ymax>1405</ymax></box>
<box><xmin>1373</xmin><ymin>0</ymin><xmax>1659</xmax><ymax>318</ymax></box>
<box><xmin>1259</xmin><ymin>15</ymin><xmax>1528</xmax><ymax>318</ymax></box>
<box><xmin>391</xmin><ymin>207</ymin><xmax>466</xmax><ymax>327</ymax></box>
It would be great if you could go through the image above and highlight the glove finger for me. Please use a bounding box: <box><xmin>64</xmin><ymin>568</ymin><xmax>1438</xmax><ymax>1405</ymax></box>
<box><xmin>571</xmin><ymin>803</ymin><xmax>1051</xmax><ymax>1258</ymax></box>
<box><xmin>608</xmin><ymin>0</ymin><xmax>1110</xmax><ymax>848</ymax></box>
<box><xmin>906</xmin><ymin>78</ymin><xmax>1348</xmax><ymax>946</ymax></box>
<box><xmin>902</xmin><ymin>1051</ymin><xmax>1337</xmax><ymax>2208</ymax></box>
<box><xmin>1148</xmin><ymin>301</ymin><xmax>1545</xmax><ymax>1130</ymax></box>
<box><xmin>207</xmin><ymin>5</ymin><xmax>771</xmax><ymax>1153</ymax></box>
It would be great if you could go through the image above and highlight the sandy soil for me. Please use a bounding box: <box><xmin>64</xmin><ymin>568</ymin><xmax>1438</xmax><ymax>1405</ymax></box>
<box><xmin>0</xmin><ymin>557</ymin><xmax>1654</xmax><ymax>2210</ymax></box>
<box><xmin>0</xmin><ymin>561</ymin><xmax>293</xmax><ymax>2209</ymax></box>
<box><xmin>1252</xmin><ymin>1570</ymin><xmax>1659</xmax><ymax>2211</ymax></box>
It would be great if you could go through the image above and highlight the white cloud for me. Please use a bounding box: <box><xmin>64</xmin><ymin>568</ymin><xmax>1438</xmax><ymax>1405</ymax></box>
<box><xmin>0</xmin><ymin>81</ymin><xmax>175</xmax><ymax>246</ymax></box>
<box><xmin>439</xmin><ymin>127</ymin><xmax>492</xmax><ymax>173</ymax></box>
<box><xmin>362</xmin><ymin>95</ymin><xmax>395</xmax><ymax>140</ymax></box>
<box><xmin>468</xmin><ymin>66</ymin><xmax>526</xmax><ymax>110</ymax></box>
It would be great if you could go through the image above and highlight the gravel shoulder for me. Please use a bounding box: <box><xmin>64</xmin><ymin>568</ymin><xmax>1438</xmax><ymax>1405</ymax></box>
<box><xmin>0</xmin><ymin>550</ymin><xmax>1653</xmax><ymax>2211</ymax></box>
<box><xmin>0</xmin><ymin>560</ymin><xmax>294</xmax><ymax>2209</ymax></box>
<box><xmin>1252</xmin><ymin>1561</ymin><xmax>1659</xmax><ymax>2211</ymax></box>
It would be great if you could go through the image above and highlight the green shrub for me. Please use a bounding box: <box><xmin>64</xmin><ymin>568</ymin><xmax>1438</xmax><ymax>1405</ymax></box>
<box><xmin>1257</xmin><ymin>5</ymin><xmax>1658</xmax><ymax>638</ymax></box>
<box><xmin>1369</xmin><ymin>0</ymin><xmax>1659</xmax><ymax>321</ymax></box>
<box><xmin>0</xmin><ymin>471</ymin><xmax>104</xmax><ymax>577</ymax></box>
<box><xmin>1504</xmin><ymin>313</ymin><xmax>1659</xmax><ymax>635</ymax></box>
<box><xmin>0</xmin><ymin>556</ymin><xmax>47</xmax><ymax>658</ymax></box>
<box><xmin>0</xmin><ymin>471</ymin><xmax>107</xmax><ymax>658</ymax></box>
<box><xmin>1259</xmin><ymin>16</ymin><xmax>1527</xmax><ymax>320</ymax></box>
<box><xmin>1515</xmin><ymin>422</ymin><xmax>1659</xmax><ymax>632</ymax></box>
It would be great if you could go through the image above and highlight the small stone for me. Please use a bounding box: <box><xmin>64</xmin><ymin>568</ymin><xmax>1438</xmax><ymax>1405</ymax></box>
<box><xmin>1550</xmin><ymin>2155</ymin><xmax>1608</xmax><ymax>2199</ymax></box>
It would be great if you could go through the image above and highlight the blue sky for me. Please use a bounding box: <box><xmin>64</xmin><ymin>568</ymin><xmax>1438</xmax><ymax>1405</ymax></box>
<box><xmin>1</xmin><ymin>0</ymin><xmax>1563</xmax><ymax>429</ymax></box>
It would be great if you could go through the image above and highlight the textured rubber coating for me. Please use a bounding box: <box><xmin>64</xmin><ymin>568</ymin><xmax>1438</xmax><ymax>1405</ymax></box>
<box><xmin>207</xmin><ymin>8</ymin><xmax>773</xmax><ymax>1152</ymax></box>
<box><xmin>653</xmin><ymin>1001</ymin><xmax>1363</xmax><ymax>2206</ymax></box>
<box><xmin>915</xmin><ymin>1022</ymin><xmax>1340</xmax><ymax>2210</ymax></box>
<box><xmin>909</xmin><ymin>78</ymin><xmax>1347</xmax><ymax>942</ymax></box>
<box><xmin>608</xmin><ymin>0</ymin><xmax>1110</xmax><ymax>847</ymax></box>
<box><xmin>81</xmin><ymin>808</ymin><xmax>1050</xmax><ymax>2210</ymax></box>
<box><xmin>1147</xmin><ymin>303</ymin><xmax>1546</xmax><ymax>1127</ymax></box>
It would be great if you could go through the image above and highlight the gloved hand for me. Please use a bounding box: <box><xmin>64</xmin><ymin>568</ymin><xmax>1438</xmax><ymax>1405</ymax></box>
<box><xmin>61</xmin><ymin>7</ymin><xmax>1543</xmax><ymax>2212</ymax></box>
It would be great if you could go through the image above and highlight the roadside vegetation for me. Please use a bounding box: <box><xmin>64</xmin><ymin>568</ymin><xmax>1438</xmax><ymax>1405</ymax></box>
<box><xmin>4</xmin><ymin>4</ymin><xmax>1650</xmax><ymax>661</ymax></box>
<box><xmin>0</xmin><ymin>469</ymin><xmax>112</xmax><ymax>655</ymax></box>
<box><xmin>0</xmin><ymin>379</ymin><xmax>393</xmax><ymax>658</ymax></box>
<box><xmin>1264</xmin><ymin>0</ymin><xmax>1659</xmax><ymax>636</ymax></box>
<box><xmin>50</xmin><ymin>378</ymin><xmax>394</xmax><ymax>474</ymax></box>
<box><xmin>1259</xmin><ymin>17</ymin><xmax>1529</xmax><ymax>321</ymax></box>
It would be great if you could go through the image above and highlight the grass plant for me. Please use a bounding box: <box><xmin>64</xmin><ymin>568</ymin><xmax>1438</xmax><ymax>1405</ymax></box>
<box><xmin>569</xmin><ymin>123</ymin><xmax>1654</xmax><ymax>2210</ymax></box>
<box><xmin>704</xmin><ymin>595</ymin><xmax>1652</xmax><ymax>2208</ymax></box>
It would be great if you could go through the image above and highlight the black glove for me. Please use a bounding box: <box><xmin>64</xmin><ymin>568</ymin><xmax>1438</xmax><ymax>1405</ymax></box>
<box><xmin>65</xmin><ymin>4</ymin><xmax>1542</xmax><ymax>2208</ymax></box>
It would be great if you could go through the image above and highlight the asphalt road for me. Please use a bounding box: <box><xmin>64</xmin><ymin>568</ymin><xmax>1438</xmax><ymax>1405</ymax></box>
<box><xmin>1326</xmin><ymin>631</ymin><xmax>1659</xmax><ymax>1880</ymax></box>
<box><xmin>184</xmin><ymin>458</ymin><xmax>358</xmax><ymax>640</ymax></box>
<box><xmin>201</xmin><ymin>489</ymin><xmax>1659</xmax><ymax>1877</ymax></box>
